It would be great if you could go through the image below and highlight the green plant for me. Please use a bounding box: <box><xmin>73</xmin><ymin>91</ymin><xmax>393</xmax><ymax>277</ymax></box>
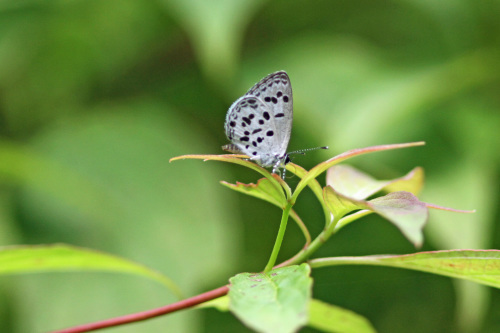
<box><xmin>1</xmin><ymin>140</ymin><xmax>496</xmax><ymax>333</ymax></box>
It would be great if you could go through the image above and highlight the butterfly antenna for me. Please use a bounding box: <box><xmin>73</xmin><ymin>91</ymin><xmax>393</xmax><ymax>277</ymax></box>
<box><xmin>288</xmin><ymin>146</ymin><xmax>329</xmax><ymax>156</ymax></box>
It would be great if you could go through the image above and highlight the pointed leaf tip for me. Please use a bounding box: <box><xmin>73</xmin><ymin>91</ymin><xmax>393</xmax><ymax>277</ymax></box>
<box><xmin>426</xmin><ymin>203</ymin><xmax>476</xmax><ymax>214</ymax></box>
<box><xmin>310</xmin><ymin>250</ymin><xmax>500</xmax><ymax>289</ymax></box>
<box><xmin>326</xmin><ymin>165</ymin><xmax>424</xmax><ymax>200</ymax></box>
<box><xmin>293</xmin><ymin>142</ymin><xmax>426</xmax><ymax>200</ymax></box>
<box><xmin>0</xmin><ymin>244</ymin><xmax>183</xmax><ymax>298</ymax></box>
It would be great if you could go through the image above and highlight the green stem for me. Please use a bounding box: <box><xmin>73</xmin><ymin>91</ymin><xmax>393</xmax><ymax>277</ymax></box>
<box><xmin>282</xmin><ymin>214</ymin><xmax>339</xmax><ymax>265</ymax></box>
<box><xmin>264</xmin><ymin>203</ymin><xmax>292</xmax><ymax>273</ymax></box>
<box><xmin>282</xmin><ymin>210</ymin><xmax>375</xmax><ymax>266</ymax></box>
<box><xmin>287</xmin><ymin>224</ymin><xmax>334</xmax><ymax>265</ymax></box>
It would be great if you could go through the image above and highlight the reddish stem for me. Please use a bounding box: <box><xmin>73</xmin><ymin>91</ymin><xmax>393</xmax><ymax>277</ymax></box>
<box><xmin>51</xmin><ymin>285</ymin><xmax>229</xmax><ymax>333</ymax></box>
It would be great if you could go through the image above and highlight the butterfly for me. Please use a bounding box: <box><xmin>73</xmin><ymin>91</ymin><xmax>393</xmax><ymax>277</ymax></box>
<box><xmin>223</xmin><ymin>71</ymin><xmax>327</xmax><ymax>178</ymax></box>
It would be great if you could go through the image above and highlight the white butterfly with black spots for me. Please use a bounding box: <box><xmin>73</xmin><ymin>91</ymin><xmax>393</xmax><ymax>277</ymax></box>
<box><xmin>223</xmin><ymin>71</ymin><xmax>327</xmax><ymax>178</ymax></box>
<box><xmin>223</xmin><ymin>71</ymin><xmax>294</xmax><ymax>176</ymax></box>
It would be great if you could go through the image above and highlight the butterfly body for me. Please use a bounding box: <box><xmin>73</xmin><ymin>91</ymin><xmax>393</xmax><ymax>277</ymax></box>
<box><xmin>224</xmin><ymin>71</ymin><xmax>293</xmax><ymax>174</ymax></box>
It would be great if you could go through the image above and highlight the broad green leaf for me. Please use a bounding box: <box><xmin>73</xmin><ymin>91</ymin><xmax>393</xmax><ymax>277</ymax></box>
<box><xmin>308</xmin><ymin>299</ymin><xmax>376</xmax><ymax>333</ymax></box>
<box><xmin>326</xmin><ymin>165</ymin><xmax>424</xmax><ymax>200</ymax></box>
<box><xmin>229</xmin><ymin>264</ymin><xmax>312</xmax><ymax>333</ymax></box>
<box><xmin>220</xmin><ymin>178</ymin><xmax>287</xmax><ymax>208</ymax></box>
<box><xmin>292</xmin><ymin>142</ymin><xmax>425</xmax><ymax>202</ymax></box>
<box><xmin>369</xmin><ymin>192</ymin><xmax>428</xmax><ymax>247</ymax></box>
<box><xmin>309</xmin><ymin>250</ymin><xmax>500</xmax><ymax>289</ymax></box>
<box><xmin>0</xmin><ymin>244</ymin><xmax>183</xmax><ymax>299</ymax></box>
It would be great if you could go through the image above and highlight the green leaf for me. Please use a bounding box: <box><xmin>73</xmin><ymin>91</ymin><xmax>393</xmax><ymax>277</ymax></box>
<box><xmin>369</xmin><ymin>192</ymin><xmax>428</xmax><ymax>247</ymax></box>
<box><xmin>323</xmin><ymin>185</ymin><xmax>366</xmax><ymax>220</ymax></box>
<box><xmin>170</xmin><ymin>154</ymin><xmax>291</xmax><ymax>198</ymax></box>
<box><xmin>308</xmin><ymin>299</ymin><xmax>376</xmax><ymax>333</ymax></box>
<box><xmin>0</xmin><ymin>244</ymin><xmax>183</xmax><ymax>299</ymax></box>
<box><xmin>309</xmin><ymin>250</ymin><xmax>500</xmax><ymax>289</ymax></box>
<box><xmin>324</xmin><ymin>189</ymin><xmax>428</xmax><ymax>247</ymax></box>
<box><xmin>221</xmin><ymin>178</ymin><xmax>287</xmax><ymax>208</ymax></box>
<box><xmin>229</xmin><ymin>264</ymin><xmax>312</xmax><ymax>333</ymax></box>
<box><xmin>326</xmin><ymin>165</ymin><xmax>424</xmax><ymax>200</ymax></box>
<box><xmin>292</xmin><ymin>142</ymin><xmax>425</xmax><ymax>202</ymax></box>
<box><xmin>382</xmin><ymin>167</ymin><xmax>424</xmax><ymax>196</ymax></box>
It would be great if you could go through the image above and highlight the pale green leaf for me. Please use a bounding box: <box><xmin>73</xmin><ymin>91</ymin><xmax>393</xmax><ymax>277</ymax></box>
<box><xmin>310</xmin><ymin>250</ymin><xmax>500</xmax><ymax>289</ymax></box>
<box><xmin>170</xmin><ymin>154</ymin><xmax>291</xmax><ymax>198</ymax></box>
<box><xmin>369</xmin><ymin>192</ymin><xmax>428</xmax><ymax>247</ymax></box>
<box><xmin>220</xmin><ymin>178</ymin><xmax>287</xmax><ymax>208</ymax></box>
<box><xmin>308</xmin><ymin>299</ymin><xmax>376</xmax><ymax>333</ymax></box>
<box><xmin>323</xmin><ymin>185</ymin><xmax>367</xmax><ymax>220</ymax></box>
<box><xmin>326</xmin><ymin>165</ymin><xmax>424</xmax><ymax>200</ymax></box>
<box><xmin>324</xmin><ymin>189</ymin><xmax>428</xmax><ymax>247</ymax></box>
<box><xmin>229</xmin><ymin>264</ymin><xmax>312</xmax><ymax>333</ymax></box>
<box><xmin>292</xmin><ymin>142</ymin><xmax>425</xmax><ymax>202</ymax></box>
<box><xmin>0</xmin><ymin>244</ymin><xmax>183</xmax><ymax>298</ymax></box>
<box><xmin>383</xmin><ymin>167</ymin><xmax>424</xmax><ymax>196</ymax></box>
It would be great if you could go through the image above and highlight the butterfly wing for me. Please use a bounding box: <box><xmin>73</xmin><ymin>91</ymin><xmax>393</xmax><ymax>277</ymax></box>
<box><xmin>245</xmin><ymin>71</ymin><xmax>293</xmax><ymax>156</ymax></box>
<box><xmin>224</xmin><ymin>96</ymin><xmax>283</xmax><ymax>167</ymax></box>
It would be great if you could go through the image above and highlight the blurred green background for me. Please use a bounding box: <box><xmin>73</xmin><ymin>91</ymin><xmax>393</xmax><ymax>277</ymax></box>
<box><xmin>0</xmin><ymin>0</ymin><xmax>499</xmax><ymax>332</ymax></box>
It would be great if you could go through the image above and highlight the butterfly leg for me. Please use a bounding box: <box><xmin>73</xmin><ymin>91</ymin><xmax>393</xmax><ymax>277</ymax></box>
<box><xmin>272</xmin><ymin>160</ymin><xmax>286</xmax><ymax>179</ymax></box>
